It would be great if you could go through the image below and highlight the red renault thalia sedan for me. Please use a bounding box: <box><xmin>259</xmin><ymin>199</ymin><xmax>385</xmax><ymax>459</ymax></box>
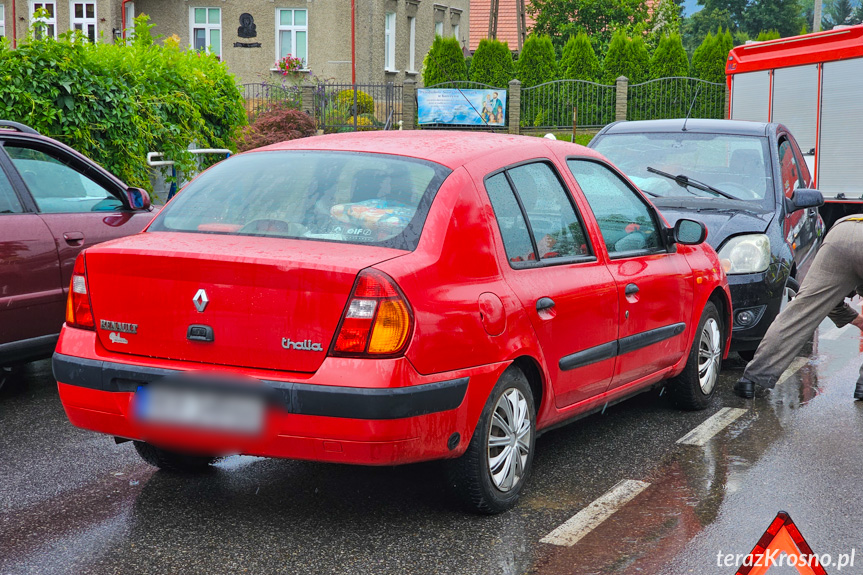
<box><xmin>54</xmin><ymin>132</ymin><xmax>731</xmax><ymax>513</ymax></box>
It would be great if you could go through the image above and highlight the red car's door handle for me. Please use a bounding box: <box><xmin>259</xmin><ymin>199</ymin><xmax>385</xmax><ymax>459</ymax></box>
<box><xmin>63</xmin><ymin>232</ymin><xmax>84</xmax><ymax>245</ymax></box>
<box><xmin>536</xmin><ymin>297</ymin><xmax>556</xmax><ymax>312</ymax></box>
<box><xmin>625</xmin><ymin>283</ymin><xmax>639</xmax><ymax>296</ymax></box>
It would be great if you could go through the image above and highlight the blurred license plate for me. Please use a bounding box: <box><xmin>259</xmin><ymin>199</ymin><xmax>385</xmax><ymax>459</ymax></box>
<box><xmin>136</xmin><ymin>384</ymin><xmax>264</xmax><ymax>434</ymax></box>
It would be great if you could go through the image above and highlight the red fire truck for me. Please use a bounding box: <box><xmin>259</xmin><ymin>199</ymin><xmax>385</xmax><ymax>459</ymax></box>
<box><xmin>726</xmin><ymin>25</ymin><xmax>863</xmax><ymax>227</ymax></box>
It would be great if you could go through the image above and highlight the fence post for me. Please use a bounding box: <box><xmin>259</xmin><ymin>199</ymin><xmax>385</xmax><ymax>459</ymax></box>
<box><xmin>302</xmin><ymin>84</ymin><xmax>316</xmax><ymax>121</ymax></box>
<box><xmin>615</xmin><ymin>76</ymin><xmax>628</xmax><ymax>122</ymax></box>
<box><xmin>403</xmin><ymin>79</ymin><xmax>416</xmax><ymax>130</ymax></box>
<box><xmin>508</xmin><ymin>79</ymin><xmax>521</xmax><ymax>134</ymax></box>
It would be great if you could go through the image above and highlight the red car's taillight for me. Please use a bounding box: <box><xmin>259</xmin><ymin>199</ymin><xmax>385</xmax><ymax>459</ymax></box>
<box><xmin>332</xmin><ymin>269</ymin><xmax>413</xmax><ymax>356</ymax></box>
<box><xmin>65</xmin><ymin>253</ymin><xmax>95</xmax><ymax>330</ymax></box>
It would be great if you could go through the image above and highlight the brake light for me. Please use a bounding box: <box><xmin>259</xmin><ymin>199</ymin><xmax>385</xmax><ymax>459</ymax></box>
<box><xmin>332</xmin><ymin>270</ymin><xmax>413</xmax><ymax>356</ymax></box>
<box><xmin>65</xmin><ymin>253</ymin><xmax>95</xmax><ymax>330</ymax></box>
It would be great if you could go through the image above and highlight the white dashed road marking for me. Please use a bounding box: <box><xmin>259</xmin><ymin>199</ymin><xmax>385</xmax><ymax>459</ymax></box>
<box><xmin>540</xmin><ymin>479</ymin><xmax>650</xmax><ymax>547</ymax></box>
<box><xmin>676</xmin><ymin>407</ymin><xmax>747</xmax><ymax>446</ymax></box>
<box><xmin>774</xmin><ymin>356</ymin><xmax>810</xmax><ymax>387</ymax></box>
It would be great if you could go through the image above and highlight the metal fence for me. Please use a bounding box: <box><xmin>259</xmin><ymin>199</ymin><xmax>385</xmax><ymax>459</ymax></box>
<box><xmin>627</xmin><ymin>77</ymin><xmax>726</xmax><ymax>122</ymax></box>
<box><xmin>315</xmin><ymin>83</ymin><xmax>402</xmax><ymax>132</ymax></box>
<box><xmin>239</xmin><ymin>83</ymin><xmax>300</xmax><ymax>121</ymax></box>
<box><xmin>521</xmin><ymin>79</ymin><xmax>617</xmax><ymax>130</ymax></box>
<box><xmin>419</xmin><ymin>81</ymin><xmax>509</xmax><ymax>131</ymax></box>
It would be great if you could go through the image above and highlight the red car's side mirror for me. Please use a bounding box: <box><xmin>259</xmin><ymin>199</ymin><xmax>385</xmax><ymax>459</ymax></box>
<box><xmin>126</xmin><ymin>187</ymin><xmax>151</xmax><ymax>210</ymax></box>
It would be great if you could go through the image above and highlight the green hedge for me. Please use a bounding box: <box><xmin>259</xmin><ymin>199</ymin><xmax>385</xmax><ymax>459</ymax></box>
<box><xmin>0</xmin><ymin>17</ymin><xmax>246</xmax><ymax>194</ymax></box>
<box><xmin>469</xmin><ymin>38</ymin><xmax>513</xmax><ymax>88</ymax></box>
<box><xmin>422</xmin><ymin>36</ymin><xmax>467</xmax><ymax>86</ymax></box>
<box><xmin>560</xmin><ymin>33</ymin><xmax>599</xmax><ymax>81</ymax></box>
<box><xmin>517</xmin><ymin>35</ymin><xmax>558</xmax><ymax>88</ymax></box>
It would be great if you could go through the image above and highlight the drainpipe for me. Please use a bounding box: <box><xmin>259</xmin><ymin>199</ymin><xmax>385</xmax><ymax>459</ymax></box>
<box><xmin>11</xmin><ymin>0</ymin><xmax>17</xmax><ymax>48</ymax></box>
<box><xmin>351</xmin><ymin>0</ymin><xmax>356</xmax><ymax>84</ymax></box>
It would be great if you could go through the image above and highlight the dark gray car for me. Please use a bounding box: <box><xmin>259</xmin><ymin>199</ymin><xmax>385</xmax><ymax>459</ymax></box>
<box><xmin>590</xmin><ymin>119</ymin><xmax>824</xmax><ymax>359</ymax></box>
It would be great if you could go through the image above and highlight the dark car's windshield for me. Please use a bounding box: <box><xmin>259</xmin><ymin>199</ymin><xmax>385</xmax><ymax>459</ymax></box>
<box><xmin>592</xmin><ymin>132</ymin><xmax>774</xmax><ymax>203</ymax></box>
<box><xmin>148</xmin><ymin>151</ymin><xmax>451</xmax><ymax>251</ymax></box>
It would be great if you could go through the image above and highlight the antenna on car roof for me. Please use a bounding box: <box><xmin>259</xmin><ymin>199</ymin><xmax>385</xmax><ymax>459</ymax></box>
<box><xmin>681</xmin><ymin>85</ymin><xmax>701</xmax><ymax>132</ymax></box>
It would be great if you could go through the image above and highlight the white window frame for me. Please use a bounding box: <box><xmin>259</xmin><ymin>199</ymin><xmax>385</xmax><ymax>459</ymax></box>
<box><xmin>407</xmin><ymin>16</ymin><xmax>416</xmax><ymax>72</ymax></box>
<box><xmin>190</xmin><ymin>7</ymin><xmax>221</xmax><ymax>58</ymax></box>
<box><xmin>384</xmin><ymin>12</ymin><xmax>396</xmax><ymax>72</ymax></box>
<box><xmin>275</xmin><ymin>8</ymin><xmax>309</xmax><ymax>69</ymax></box>
<box><xmin>435</xmin><ymin>20</ymin><xmax>443</xmax><ymax>37</ymax></box>
<box><xmin>70</xmin><ymin>1</ymin><xmax>97</xmax><ymax>43</ymax></box>
<box><xmin>452</xmin><ymin>22</ymin><xmax>459</xmax><ymax>41</ymax></box>
<box><xmin>30</xmin><ymin>1</ymin><xmax>57</xmax><ymax>40</ymax></box>
<box><xmin>0</xmin><ymin>5</ymin><xmax>6</xmax><ymax>38</ymax></box>
<box><xmin>123</xmin><ymin>1</ymin><xmax>135</xmax><ymax>39</ymax></box>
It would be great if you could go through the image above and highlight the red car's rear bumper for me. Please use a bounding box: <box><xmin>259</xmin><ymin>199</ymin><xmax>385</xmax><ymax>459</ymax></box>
<box><xmin>54</xmin><ymin>328</ymin><xmax>506</xmax><ymax>465</ymax></box>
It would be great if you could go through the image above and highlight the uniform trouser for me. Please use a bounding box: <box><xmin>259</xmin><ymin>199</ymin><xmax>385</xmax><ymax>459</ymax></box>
<box><xmin>743</xmin><ymin>220</ymin><xmax>863</xmax><ymax>389</ymax></box>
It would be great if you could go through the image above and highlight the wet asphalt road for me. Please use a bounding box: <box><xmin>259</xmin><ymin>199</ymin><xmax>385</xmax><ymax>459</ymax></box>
<box><xmin>3</xmin><ymin>314</ymin><xmax>863</xmax><ymax>575</ymax></box>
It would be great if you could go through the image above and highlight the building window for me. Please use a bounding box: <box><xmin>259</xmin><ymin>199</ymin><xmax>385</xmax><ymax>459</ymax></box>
<box><xmin>30</xmin><ymin>1</ymin><xmax>57</xmax><ymax>39</ymax></box>
<box><xmin>452</xmin><ymin>22</ymin><xmax>459</xmax><ymax>41</ymax></box>
<box><xmin>0</xmin><ymin>5</ymin><xmax>5</xmax><ymax>37</ymax></box>
<box><xmin>124</xmin><ymin>1</ymin><xmax>134</xmax><ymax>38</ymax></box>
<box><xmin>408</xmin><ymin>16</ymin><xmax>416</xmax><ymax>72</ymax></box>
<box><xmin>276</xmin><ymin>9</ymin><xmax>307</xmax><ymax>67</ymax></box>
<box><xmin>384</xmin><ymin>12</ymin><xmax>396</xmax><ymax>71</ymax></box>
<box><xmin>435</xmin><ymin>20</ymin><xmax>443</xmax><ymax>37</ymax></box>
<box><xmin>191</xmin><ymin>7</ymin><xmax>221</xmax><ymax>58</ymax></box>
<box><xmin>70</xmin><ymin>1</ymin><xmax>97</xmax><ymax>42</ymax></box>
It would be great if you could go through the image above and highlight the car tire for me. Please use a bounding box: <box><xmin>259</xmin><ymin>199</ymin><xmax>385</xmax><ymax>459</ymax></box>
<box><xmin>737</xmin><ymin>349</ymin><xmax>755</xmax><ymax>362</ymax></box>
<box><xmin>0</xmin><ymin>365</ymin><xmax>26</xmax><ymax>394</ymax></box>
<box><xmin>446</xmin><ymin>367</ymin><xmax>536</xmax><ymax>514</ymax></box>
<box><xmin>669</xmin><ymin>301</ymin><xmax>723</xmax><ymax>411</ymax></box>
<box><xmin>133</xmin><ymin>441</ymin><xmax>215</xmax><ymax>472</ymax></box>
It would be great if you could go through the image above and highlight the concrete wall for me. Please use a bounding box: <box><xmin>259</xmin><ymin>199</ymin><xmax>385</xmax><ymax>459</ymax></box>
<box><xmin>134</xmin><ymin>0</ymin><xmax>469</xmax><ymax>86</ymax></box>
<box><xmin>7</xmin><ymin>0</ymin><xmax>121</xmax><ymax>45</ymax></box>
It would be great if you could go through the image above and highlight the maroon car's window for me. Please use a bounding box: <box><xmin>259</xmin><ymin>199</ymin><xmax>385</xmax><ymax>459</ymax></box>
<box><xmin>568</xmin><ymin>160</ymin><xmax>662</xmax><ymax>256</ymax></box>
<box><xmin>5</xmin><ymin>145</ymin><xmax>123</xmax><ymax>213</ymax></box>
<box><xmin>148</xmin><ymin>151</ymin><xmax>451</xmax><ymax>251</ymax></box>
<box><xmin>485</xmin><ymin>163</ymin><xmax>592</xmax><ymax>266</ymax></box>
<box><xmin>0</xmin><ymin>165</ymin><xmax>22</xmax><ymax>214</ymax></box>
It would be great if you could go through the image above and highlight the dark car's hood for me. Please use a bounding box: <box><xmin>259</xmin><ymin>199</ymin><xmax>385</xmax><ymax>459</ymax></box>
<box><xmin>651</xmin><ymin>197</ymin><xmax>774</xmax><ymax>248</ymax></box>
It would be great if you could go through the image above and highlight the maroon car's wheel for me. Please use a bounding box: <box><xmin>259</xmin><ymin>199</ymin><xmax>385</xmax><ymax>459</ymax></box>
<box><xmin>133</xmin><ymin>441</ymin><xmax>216</xmax><ymax>472</ymax></box>
<box><xmin>447</xmin><ymin>367</ymin><xmax>536</xmax><ymax>514</ymax></box>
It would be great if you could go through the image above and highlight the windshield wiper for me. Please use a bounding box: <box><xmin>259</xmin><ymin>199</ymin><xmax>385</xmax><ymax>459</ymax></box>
<box><xmin>646</xmin><ymin>167</ymin><xmax>739</xmax><ymax>200</ymax></box>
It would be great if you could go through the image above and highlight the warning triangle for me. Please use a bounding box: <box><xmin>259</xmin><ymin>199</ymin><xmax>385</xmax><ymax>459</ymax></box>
<box><xmin>735</xmin><ymin>511</ymin><xmax>827</xmax><ymax>575</ymax></box>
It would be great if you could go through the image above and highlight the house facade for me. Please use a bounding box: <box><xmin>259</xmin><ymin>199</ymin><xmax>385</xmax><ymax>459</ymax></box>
<box><xmin>3</xmin><ymin>0</ymin><xmax>132</xmax><ymax>45</ymax></box>
<box><xmin>133</xmin><ymin>0</ymin><xmax>470</xmax><ymax>85</ymax></box>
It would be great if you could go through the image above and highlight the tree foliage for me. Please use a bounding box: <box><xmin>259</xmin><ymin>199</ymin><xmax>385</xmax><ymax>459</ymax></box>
<box><xmin>516</xmin><ymin>34</ymin><xmax>558</xmax><ymax>87</ymax></box>
<box><xmin>528</xmin><ymin>0</ymin><xmax>649</xmax><ymax>53</ymax></box>
<box><xmin>822</xmin><ymin>0</ymin><xmax>863</xmax><ymax>28</ymax></box>
<box><xmin>690</xmin><ymin>28</ymin><xmax>733</xmax><ymax>83</ymax></box>
<box><xmin>422</xmin><ymin>35</ymin><xmax>468</xmax><ymax>87</ymax></box>
<box><xmin>559</xmin><ymin>33</ymin><xmax>599</xmax><ymax>81</ymax></box>
<box><xmin>469</xmin><ymin>38</ymin><xmax>514</xmax><ymax>88</ymax></box>
<box><xmin>238</xmin><ymin>105</ymin><xmax>316</xmax><ymax>152</ymax></box>
<box><xmin>649</xmin><ymin>34</ymin><xmax>690</xmax><ymax>79</ymax></box>
<box><xmin>602</xmin><ymin>30</ymin><xmax>649</xmax><ymax>84</ymax></box>
<box><xmin>0</xmin><ymin>16</ymin><xmax>245</xmax><ymax>194</ymax></box>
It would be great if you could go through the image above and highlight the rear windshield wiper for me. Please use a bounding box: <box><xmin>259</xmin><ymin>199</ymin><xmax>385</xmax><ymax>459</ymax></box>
<box><xmin>646</xmin><ymin>167</ymin><xmax>739</xmax><ymax>200</ymax></box>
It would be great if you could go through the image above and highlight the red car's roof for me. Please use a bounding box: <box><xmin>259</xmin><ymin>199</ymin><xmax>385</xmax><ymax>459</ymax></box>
<box><xmin>252</xmin><ymin>131</ymin><xmax>604</xmax><ymax>170</ymax></box>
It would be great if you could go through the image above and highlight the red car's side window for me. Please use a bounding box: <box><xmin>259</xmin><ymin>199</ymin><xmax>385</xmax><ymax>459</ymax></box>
<box><xmin>485</xmin><ymin>163</ymin><xmax>592</xmax><ymax>266</ymax></box>
<box><xmin>0</xmin><ymin>161</ymin><xmax>23</xmax><ymax>214</ymax></box>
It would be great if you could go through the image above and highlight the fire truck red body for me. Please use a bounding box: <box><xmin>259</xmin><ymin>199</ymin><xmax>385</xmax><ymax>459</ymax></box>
<box><xmin>727</xmin><ymin>25</ymin><xmax>863</xmax><ymax>227</ymax></box>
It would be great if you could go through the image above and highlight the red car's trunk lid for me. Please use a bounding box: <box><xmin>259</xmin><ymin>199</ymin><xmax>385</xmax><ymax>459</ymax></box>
<box><xmin>85</xmin><ymin>232</ymin><xmax>407</xmax><ymax>373</ymax></box>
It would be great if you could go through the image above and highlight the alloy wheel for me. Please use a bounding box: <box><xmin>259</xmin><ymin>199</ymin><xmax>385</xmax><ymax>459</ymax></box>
<box><xmin>698</xmin><ymin>318</ymin><xmax>722</xmax><ymax>394</ymax></box>
<box><xmin>487</xmin><ymin>388</ymin><xmax>532</xmax><ymax>492</ymax></box>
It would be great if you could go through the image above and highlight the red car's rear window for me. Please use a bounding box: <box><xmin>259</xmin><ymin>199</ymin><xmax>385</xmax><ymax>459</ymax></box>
<box><xmin>148</xmin><ymin>151</ymin><xmax>451</xmax><ymax>251</ymax></box>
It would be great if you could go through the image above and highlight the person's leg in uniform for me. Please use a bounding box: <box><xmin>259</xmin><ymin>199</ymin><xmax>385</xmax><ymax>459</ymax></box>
<box><xmin>735</xmin><ymin>221</ymin><xmax>863</xmax><ymax>398</ymax></box>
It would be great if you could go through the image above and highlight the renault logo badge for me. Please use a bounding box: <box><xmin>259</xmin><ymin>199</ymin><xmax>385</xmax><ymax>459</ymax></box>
<box><xmin>193</xmin><ymin>289</ymin><xmax>209</xmax><ymax>313</ymax></box>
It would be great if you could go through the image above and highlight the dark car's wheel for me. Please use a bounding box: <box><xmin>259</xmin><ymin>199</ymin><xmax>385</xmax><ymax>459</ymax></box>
<box><xmin>447</xmin><ymin>367</ymin><xmax>536</xmax><ymax>514</ymax></box>
<box><xmin>133</xmin><ymin>441</ymin><xmax>215</xmax><ymax>472</ymax></box>
<box><xmin>670</xmin><ymin>301</ymin><xmax>723</xmax><ymax>411</ymax></box>
<box><xmin>0</xmin><ymin>365</ymin><xmax>26</xmax><ymax>394</ymax></box>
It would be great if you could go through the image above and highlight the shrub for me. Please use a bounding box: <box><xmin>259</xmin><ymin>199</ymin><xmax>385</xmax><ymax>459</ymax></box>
<box><xmin>756</xmin><ymin>30</ymin><xmax>781</xmax><ymax>41</ymax></box>
<box><xmin>649</xmin><ymin>34</ymin><xmax>689</xmax><ymax>79</ymax></box>
<box><xmin>629</xmin><ymin>36</ymin><xmax>650</xmax><ymax>83</ymax></box>
<box><xmin>691</xmin><ymin>28</ymin><xmax>733</xmax><ymax>84</ymax></box>
<box><xmin>559</xmin><ymin>33</ymin><xmax>599</xmax><ymax>81</ymax></box>
<box><xmin>469</xmin><ymin>38</ymin><xmax>513</xmax><ymax>88</ymax></box>
<box><xmin>238</xmin><ymin>105</ymin><xmax>316</xmax><ymax>152</ymax></box>
<box><xmin>335</xmin><ymin>89</ymin><xmax>374</xmax><ymax>115</ymax></box>
<box><xmin>516</xmin><ymin>34</ymin><xmax>557</xmax><ymax>88</ymax></box>
<box><xmin>0</xmin><ymin>16</ymin><xmax>246</xmax><ymax>193</ymax></box>
<box><xmin>422</xmin><ymin>36</ymin><xmax>468</xmax><ymax>86</ymax></box>
<box><xmin>602</xmin><ymin>29</ymin><xmax>651</xmax><ymax>84</ymax></box>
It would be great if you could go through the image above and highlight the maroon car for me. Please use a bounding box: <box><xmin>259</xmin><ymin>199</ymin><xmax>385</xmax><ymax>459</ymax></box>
<box><xmin>0</xmin><ymin>121</ymin><xmax>155</xmax><ymax>385</ymax></box>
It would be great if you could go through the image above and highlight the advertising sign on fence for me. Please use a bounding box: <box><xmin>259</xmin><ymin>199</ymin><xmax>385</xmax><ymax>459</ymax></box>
<box><xmin>417</xmin><ymin>89</ymin><xmax>507</xmax><ymax>126</ymax></box>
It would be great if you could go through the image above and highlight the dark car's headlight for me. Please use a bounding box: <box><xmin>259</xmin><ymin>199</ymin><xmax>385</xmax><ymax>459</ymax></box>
<box><xmin>718</xmin><ymin>234</ymin><xmax>770</xmax><ymax>274</ymax></box>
